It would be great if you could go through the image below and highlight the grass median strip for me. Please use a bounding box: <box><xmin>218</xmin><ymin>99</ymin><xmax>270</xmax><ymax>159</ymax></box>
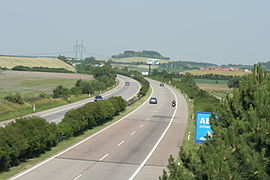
<box><xmin>1</xmin><ymin>86</ymin><xmax>151</xmax><ymax>180</ymax></box>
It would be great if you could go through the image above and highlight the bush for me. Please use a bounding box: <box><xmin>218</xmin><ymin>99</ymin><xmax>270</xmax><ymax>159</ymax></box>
<box><xmin>53</xmin><ymin>85</ymin><xmax>70</xmax><ymax>98</ymax></box>
<box><xmin>4</xmin><ymin>93</ymin><xmax>24</xmax><ymax>104</ymax></box>
<box><xmin>39</xmin><ymin>92</ymin><xmax>50</xmax><ymax>98</ymax></box>
<box><xmin>0</xmin><ymin>116</ymin><xmax>58</xmax><ymax>172</ymax></box>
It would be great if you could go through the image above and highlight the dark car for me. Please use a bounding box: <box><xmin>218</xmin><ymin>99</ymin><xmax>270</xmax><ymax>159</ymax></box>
<box><xmin>160</xmin><ymin>83</ymin><xmax>164</xmax><ymax>86</ymax></box>
<box><xmin>149</xmin><ymin>97</ymin><xmax>158</xmax><ymax>104</ymax></box>
<box><xmin>94</xmin><ymin>95</ymin><xmax>103</xmax><ymax>102</ymax></box>
<box><xmin>125</xmin><ymin>82</ymin><xmax>130</xmax><ymax>86</ymax></box>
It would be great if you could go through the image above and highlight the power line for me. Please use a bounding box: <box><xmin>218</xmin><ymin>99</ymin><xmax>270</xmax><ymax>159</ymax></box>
<box><xmin>73</xmin><ymin>40</ymin><xmax>85</xmax><ymax>60</ymax></box>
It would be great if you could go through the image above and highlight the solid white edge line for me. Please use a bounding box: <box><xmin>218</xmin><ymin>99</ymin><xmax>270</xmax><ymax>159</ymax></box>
<box><xmin>9</xmin><ymin>82</ymin><xmax>153</xmax><ymax>180</ymax></box>
<box><xmin>40</xmin><ymin>77</ymin><xmax>126</xmax><ymax>118</ymax></box>
<box><xmin>99</xmin><ymin>153</ymin><xmax>109</xmax><ymax>161</ymax></box>
<box><xmin>128</xmin><ymin>82</ymin><xmax>178</xmax><ymax>180</ymax></box>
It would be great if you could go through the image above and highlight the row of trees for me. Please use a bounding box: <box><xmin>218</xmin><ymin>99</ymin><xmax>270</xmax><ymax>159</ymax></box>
<box><xmin>112</xmin><ymin>50</ymin><xmax>170</xmax><ymax>60</ymax></box>
<box><xmin>161</xmin><ymin>64</ymin><xmax>270</xmax><ymax>179</ymax></box>
<box><xmin>0</xmin><ymin>96</ymin><xmax>127</xmax><ymax>172</ymax></box>
<box><xmin>11</xmin><ymin>66</ymin><xmax>74</xmax><ymax>73</ymax></box>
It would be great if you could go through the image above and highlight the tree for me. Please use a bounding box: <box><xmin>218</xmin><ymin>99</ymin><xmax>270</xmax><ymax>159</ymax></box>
<box><xmin>57</xmin><ymin>55</ymin><xmax>66</xmax><ymax>61</ymax></box>
<box><xmin>228</xmin><ymin>76</ymin><xmax>241</xmax><ymax>88</ymax></box>
<box><xmin>161</xmin><ymin>64</ymin><xmax>270</xmax><ymax>179</ymax></box>
<box><xmin>53</xmin><ymin>85</ymin><xmax>70</xmax><ymax>98</ymax></box>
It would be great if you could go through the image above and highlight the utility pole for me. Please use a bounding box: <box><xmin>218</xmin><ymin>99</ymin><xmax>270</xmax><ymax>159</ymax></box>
<box><xmin>73</xmin><ymin>40</ymin><xmax>85</xmax><ymax>60</ymax></box>
<box><xmin>73</xmin><ymin>40</ymin><xmax>79</xmax><ymax>60</ymax></box>
<box><xmin>80</xmin><ymin>40</ymin><xmax>85</xmax><ymax>61</ymax></box>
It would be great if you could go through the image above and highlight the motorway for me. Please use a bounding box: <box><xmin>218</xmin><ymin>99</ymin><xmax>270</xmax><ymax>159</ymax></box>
<box><xmin>10</xmin><ymin>78</ymin><xmax>188</xmax><ymax>180</ymax></box>
<box><xmin>0</xmin><ymin>74</ymin><xmax>140</xmax><ymax>126</ymax></box>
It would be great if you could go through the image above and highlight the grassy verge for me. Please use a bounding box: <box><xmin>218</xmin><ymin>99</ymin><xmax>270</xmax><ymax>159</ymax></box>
<box><xmin>179</xmin><ymin>98</ymin><xmax>200</xmax><ymax>156</ymax></box>
<box><xmin>0</xmin><ymin>86</ymin><xmax>151</xmax><ymax>180</ymax></box>
<box><xmin>0</xmin><ymin>82</ymin><xmax>119</xmax><ymax>122</ymax></box>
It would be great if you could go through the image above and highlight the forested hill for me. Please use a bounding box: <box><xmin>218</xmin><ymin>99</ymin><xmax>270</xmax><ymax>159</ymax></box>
<box><xmin>111</xmin><ymin>50</ymin><xmax>170</xmax><ymax>60</ymax></box>
<box><xmin>260</xmin><ymin>61</ymin><xmax>270</xmax><ymax>70</ymax></box>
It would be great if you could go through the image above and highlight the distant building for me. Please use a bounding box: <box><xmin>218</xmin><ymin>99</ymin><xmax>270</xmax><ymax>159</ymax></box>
<box><xmin>141</xmin><ymin>72</ymin><xmax>149</xmax><ymax>76</ymax></box>
<box><xmin>72</xmin><ymin>62</ymin><xmax>81</xmax><ymax>67</ymax></box>
<box><xmin>202</xmin><ymin>66</ymin><xmax>247</xmax><ymax>72</ymax></box>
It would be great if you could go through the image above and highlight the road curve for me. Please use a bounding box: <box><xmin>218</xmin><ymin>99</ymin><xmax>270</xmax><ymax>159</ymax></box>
<box><xmin>0</xmin><ymin>74</ymin><xmax>141</xmax><ymax>126</ymax></box>
<box><xmin>10</xmin><ymin>78</ymin><xmax>188</xmax><ymax>180</ymax></box>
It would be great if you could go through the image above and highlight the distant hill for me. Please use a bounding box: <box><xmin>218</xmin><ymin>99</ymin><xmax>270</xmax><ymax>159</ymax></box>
<box><xmin>0</xmin><ymin>56</ymin><xmax>75</xmax><ymax>72</ymax></box>
<box><xmin>112</xmin><ymin>50</ymin><xmax>170</xmax><ymax>60</ymax></box>
<box><xmin>260</xmin><ymin>61</ymin><xmax>270</xmax><ymax>70</ymax></box>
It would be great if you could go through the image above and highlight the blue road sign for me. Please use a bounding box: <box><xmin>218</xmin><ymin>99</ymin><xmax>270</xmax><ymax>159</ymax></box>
<box><xmin>195</xmin><ymin>112</ymin><xmax>213</xmax><ymax>143</ymax></box>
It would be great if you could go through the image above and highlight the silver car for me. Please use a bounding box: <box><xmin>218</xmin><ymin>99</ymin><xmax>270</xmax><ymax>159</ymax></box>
<box><xmin>149</xmin><ymin>97</ymin><xmax>158</xmax><ymax>104</ymax></box>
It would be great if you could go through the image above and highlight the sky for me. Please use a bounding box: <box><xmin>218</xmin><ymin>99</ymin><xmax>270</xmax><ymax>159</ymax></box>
<box><xmin>0</xmin><ymin>0</ymin><xmax>269</xmax><ymax>65</ymax></box>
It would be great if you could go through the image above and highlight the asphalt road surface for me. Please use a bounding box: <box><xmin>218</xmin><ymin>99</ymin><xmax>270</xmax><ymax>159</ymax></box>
<box><xmin>10</xmin><ymin>78</ymin><xmax>188</xmax><ymax>180</ymax></box>
<box><xmin>0</xmin><ymin>74</ymin><xmax>140</xmax><ymax>126</ymax></box>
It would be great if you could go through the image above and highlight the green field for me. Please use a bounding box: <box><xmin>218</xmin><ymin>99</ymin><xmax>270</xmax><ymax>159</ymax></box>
<box><xmin>195</xmin><ymin>79</ymin><xmax>228</xmax><ymax>84</ymax></box>
<box><xmin>0</xmin><ymin>56</ymin><xmax>75</xmax><ymax>71</ymax></box>
<box><xmin>0</xmin><ymin>71</ymin><xmax>92</xmax><ymax>98</ymax></box>
<box><xmin>173</xmin><ymin>78</ymin><xmax>228</xmax><ymax>85</ymax></box>
<box><xmin>173</xmin><ymin>78</ymin><xmax>231</xmax><ymax>99</ymax></box>
<box><xmin>156</xmin><ymin>67</ymin><xmax>188</xmax><ymax>73</ymax></box>
<box><xmin>0</xmin><ymin>78</ymin><xmax>77</xmax><ymax>98</ymax></box>
<box><xmin>0</xmin><ymin>71</ymin><xmax>94</xmax><ymax>121</ymax></box>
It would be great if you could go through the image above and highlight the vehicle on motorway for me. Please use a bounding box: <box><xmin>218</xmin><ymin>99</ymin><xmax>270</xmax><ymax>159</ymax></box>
<box><xmin>149</xmin><ymin>97</ymin><xmax>158</xmax><ymax>104</ymax></box>
<box><xmin>125</xmin><ymin>82</ymin><xmax>130</xmax><ymax>86</ymax></box>
<box><xmin>160</xmin><ymin>83</ymin><xmax>164</xmax><ymax>86</ymax></box>
<box><xmin>172</xmin><ymin>100</ymin><xmax>176</xmax><ymax>107</ymax></box>
<box><xmin>94</xmin><ymin>95</ymin><xmax>103</xmax><ymax>101</ymax></box>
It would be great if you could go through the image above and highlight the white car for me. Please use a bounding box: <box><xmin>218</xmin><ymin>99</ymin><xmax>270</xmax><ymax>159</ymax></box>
<box><xmin>149</xmin><ymin>97</ymin><xmax>158</xmax><ymax>104</ymax></box>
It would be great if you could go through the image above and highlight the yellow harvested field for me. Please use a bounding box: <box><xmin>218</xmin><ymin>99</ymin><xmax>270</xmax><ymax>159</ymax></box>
<box><xmin>98</xmin><ymin>57</ymin><xmax>173</xmax><ymax>63</ymax></box>
<box><xmin>188</xmin><ymin>70</ymin><xmax>250</xmax><ymax>76</ymax></box>
<box><xmin>0</xmin><ymin>56</ymin><xmax>75</xmax><ymax>71</ymax></box>
<box><xmin>197</xmin><ymin>84</ymin><xmax>231</xmax><ymax>91</ymax></box>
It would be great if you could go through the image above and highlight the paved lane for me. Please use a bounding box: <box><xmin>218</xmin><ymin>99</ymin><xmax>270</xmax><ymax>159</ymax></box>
<box><xmin>11</xmin><ymin>79</ymin><xmax>188</xmax><ymax>180</ymax></box>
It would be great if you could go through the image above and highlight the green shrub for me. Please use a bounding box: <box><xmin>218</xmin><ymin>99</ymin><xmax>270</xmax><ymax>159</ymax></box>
<box><xmin>0</xmin><ymin>116</ymin><xmax>57</xmax><ymax>172</ymax></box>
<box><xmin>39</xmin><ymin>92</ymin><xmax>50</xmax><ymax>98</ymax></box>
<box><xmin>4</xmin><ymin>93</ymin><xmax>24</xmax><ymax>104</ymax></box>
<box><xmin>53</xmin><ymin>85</ymin><xmax>70</xmax><ymax>98</ymax></box>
